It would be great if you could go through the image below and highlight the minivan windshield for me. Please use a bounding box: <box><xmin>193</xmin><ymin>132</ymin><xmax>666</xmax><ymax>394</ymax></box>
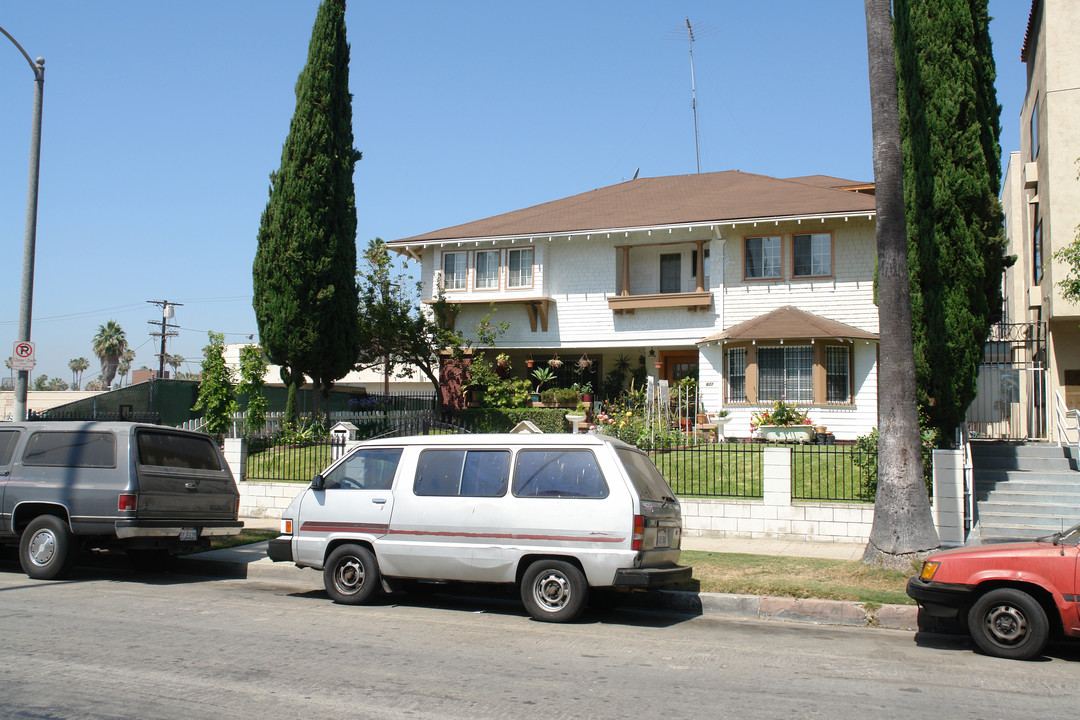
<box><xmin>614</xmin><ymin>448</ymin><xmax>677</xmax><ymax>503</ymax></box>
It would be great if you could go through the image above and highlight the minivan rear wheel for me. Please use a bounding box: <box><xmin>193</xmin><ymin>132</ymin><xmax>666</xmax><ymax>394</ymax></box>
<box><xmin>19</xmin><ymin>515</ymin><xmax>79</xmax><ymax>580</ymax></box>
<box><xmin>324</xmin><ymin>544</ymin><xmax>381</xmax><ymax>605</ymax></box>
<box><xmin>521</xmin><ymin>560</ymin><xmax>588</xmax><ymax>622</ymax></box>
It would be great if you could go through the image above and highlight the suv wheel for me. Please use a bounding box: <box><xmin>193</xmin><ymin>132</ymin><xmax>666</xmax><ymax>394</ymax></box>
<box><xmin>521</xmin><ymin>560</ymin><xmax>588</xmax><ymax>622</ymax></box>
<box><xmin>19</xmin><ymin>515</ymin><xmax>79</xmax><ymax>580</ymax></box>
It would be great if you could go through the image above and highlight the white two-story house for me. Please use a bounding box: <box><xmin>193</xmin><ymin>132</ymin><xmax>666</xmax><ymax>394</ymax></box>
<box><xmin>388</xmin><ymin>170</ymin><xmax>881</xmax><ymax>440</ymax></box>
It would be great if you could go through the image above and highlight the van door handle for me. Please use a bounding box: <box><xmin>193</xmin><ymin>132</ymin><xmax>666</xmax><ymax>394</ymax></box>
<box><xmin>372</xmin><ymin>498</ymin><xmax>387</xmax><ymax>504</ymax></box>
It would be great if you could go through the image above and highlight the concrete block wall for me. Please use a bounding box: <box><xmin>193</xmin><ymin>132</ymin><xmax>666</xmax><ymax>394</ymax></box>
<box><xmin>239</xmin><ymin>481</ymin><xmax>306</xmax><ymax>519</ymax></box>
<box><xmin>931</xmin><ymin>449</ymin><xmax>966</xmax><ymax>547</ymax></box>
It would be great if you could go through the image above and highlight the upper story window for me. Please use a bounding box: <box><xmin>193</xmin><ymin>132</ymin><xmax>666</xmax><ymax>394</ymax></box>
<box><xmin>691</xmin><ymin>248</ymin><xmax>710</xmax><ymax>286</ymax></box>
<box><xmin>1033</xmin><ymin>214</ymin><xmax>1043</xmax><ymax>285</ymax></box>
<box><xmin>792</xmin><ymin>233</ymin><xmax>832</xmax><ymax>278</ymax></box>
<box><xmin>1030</xmin><ymin>95</ymin><xmax>1039</xmax><ymax>160</ymax></box>
<box><xmin>508</xmin><ymin>248</ymin><xmax>533</xmax><ymax>288</ymax></box>
<box><xmin>660</xmin><ymin>253</ymin><xmax>681</xmax><ymax>293</ymax></box>
<box><xmin>744</xmin><ymin>236</ymin><xmax>782</xmax><ymax>280</ymax></box>
<box><xmin>442</xmin><ymin>252</ymin><xmax>467</xmax><ymax>290</ymax></box>
<box><xmin>475</xmin><ymin>250</ymin><xmax>499</xmax><ymax>290</ymax></box>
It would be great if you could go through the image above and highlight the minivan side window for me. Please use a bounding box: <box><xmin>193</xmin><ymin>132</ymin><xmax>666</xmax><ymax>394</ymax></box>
<box><xmin>323</xmin><ymin>448</ymin><xmax>403</xmax><ymax>490</ymax></box>
<box><xmin>0</xmin><ymin>429</ymin><xmax>20</xmax><ymax>465</ymax></box>
<box><xmin>414</xmin><ymin>449</ymin><xmax>510</xmax><ymax>497</ymax></box>
<box><xmin>22</xmin><ymin>431</ymin><xmax>116</xmax><ymax>468</ymax></box>
<box><xmin>513</xmin><ymin>449</ymin><xmax>608</xmax><ymax>499</ymax></box>
<box><xmin>137</xmin><ymin>431</ymin><xmax>222</xmax><ymax>471</ymax></box>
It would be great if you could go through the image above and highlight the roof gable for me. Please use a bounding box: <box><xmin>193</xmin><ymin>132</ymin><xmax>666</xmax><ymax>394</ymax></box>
<box><xmin>697</xmin><ymin>306</ymin><xmax>879</xmax><ymax>344</ymax></box>
<box><xmin>391</xmin><ymin>170</ymin><xmax>876</xmax><ymax>245</ymax></box>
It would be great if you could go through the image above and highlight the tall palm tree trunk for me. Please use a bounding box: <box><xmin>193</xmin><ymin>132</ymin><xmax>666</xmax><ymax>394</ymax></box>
<box><xmin>862</xmin><ymin>0</ymin><xmax>939</xmax><ymax>568</ymax></box>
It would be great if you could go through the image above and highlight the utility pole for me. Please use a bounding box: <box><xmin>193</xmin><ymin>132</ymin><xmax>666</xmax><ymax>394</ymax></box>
<box><xmin>147</xmin><ymin>300</ymin><xmax>182</xmax><ymax>378</ymax></box>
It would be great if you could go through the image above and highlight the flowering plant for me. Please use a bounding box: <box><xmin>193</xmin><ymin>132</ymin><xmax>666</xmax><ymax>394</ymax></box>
<box><xmin>751</xmin><ymin>398</ymin><xmax>811</xmax><ymax>429</ymax></box>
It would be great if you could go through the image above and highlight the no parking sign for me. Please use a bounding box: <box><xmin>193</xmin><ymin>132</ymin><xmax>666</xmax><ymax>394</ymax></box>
<box><xmin>11</xmin><ymin>341</ymin><xmax>36</xmax><ymax>371</ymax></box>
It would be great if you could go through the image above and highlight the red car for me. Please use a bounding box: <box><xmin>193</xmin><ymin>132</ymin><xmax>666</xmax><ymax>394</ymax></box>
<box><xmin>907</xmin><ymin>524</ymin><xmax>1080</xmax><ymax>660</ymax></box>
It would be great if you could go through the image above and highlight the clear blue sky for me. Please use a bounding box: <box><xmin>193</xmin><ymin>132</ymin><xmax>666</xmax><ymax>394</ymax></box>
<box><xmin>0</xmin><ymin>1</ymin><xmax>1033</xmax><ymax>386</ymax></box>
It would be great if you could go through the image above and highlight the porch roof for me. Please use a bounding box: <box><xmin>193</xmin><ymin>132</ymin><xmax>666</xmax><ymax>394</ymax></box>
<box><xmin>389</xmin><ymin>170</ymin><xmax>876</xmax><ymax>246</ymax></box>
<box><xmin>697</xmin><ymin>306</ymin><xmax>879</xmax><ymax>344</ymax></box>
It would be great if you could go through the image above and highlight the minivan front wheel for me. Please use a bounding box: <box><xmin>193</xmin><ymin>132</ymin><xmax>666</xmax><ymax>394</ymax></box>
<box><xmin>521</xmin><ymin>560</ymin><xmax>587</xmax><ymax>622</ymax></box>
<box><xmin>19</xmin><ymin>515</ymin><xmax>79</xmax><ymax>580</ymax></box>
<box><xmin>324</xmin><ymin>544</ymin><xmax>381</xmax><ymax>605</ymax></box>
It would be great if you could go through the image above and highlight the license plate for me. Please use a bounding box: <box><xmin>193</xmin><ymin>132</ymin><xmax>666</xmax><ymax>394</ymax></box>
<box><xmin>656</xmin><ymin>528</ymin><xmax>670</xmax><ymax>548</ymax></box>
<box><xmin>179</xmin><ymin>528</ymin><xmax>198</xmax><ymax>542</ymax></box>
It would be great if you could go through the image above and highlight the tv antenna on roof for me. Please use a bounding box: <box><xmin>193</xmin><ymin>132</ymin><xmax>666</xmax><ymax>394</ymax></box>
<box><xmin>686</xmin><ymin>18</ymin><xmax>700</xmax><ymax>174</ymax></box>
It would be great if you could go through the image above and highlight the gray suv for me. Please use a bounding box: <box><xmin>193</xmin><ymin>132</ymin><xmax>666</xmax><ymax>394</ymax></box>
<box><xmin>0</xmin><ymin>421</ymin><xmax>242</xmax><ymax>579</ymax></box>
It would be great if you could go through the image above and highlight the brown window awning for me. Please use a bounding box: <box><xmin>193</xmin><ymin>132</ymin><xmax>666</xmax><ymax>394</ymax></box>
<box><xmin>697</xmin><ymin>305</ymin><xmax>878</xmax><ymax>344</ymax></box>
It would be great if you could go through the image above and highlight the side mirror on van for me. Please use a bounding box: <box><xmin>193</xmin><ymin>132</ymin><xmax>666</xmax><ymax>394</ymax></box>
<box><xmin>311</xmin><ymin>474</ymin><xmax>325</xmax><ymax>490</ymax></box>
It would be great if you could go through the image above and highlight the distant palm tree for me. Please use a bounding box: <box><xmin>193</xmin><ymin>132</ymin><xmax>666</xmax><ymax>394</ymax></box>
<box><xmin>115</xmin><ymin>349</ymin><xmax>136</xmax><ymax>388</ymax></box>
<box><xmin>167</xmin><ymin>353</ymin><xmax>184</xmax><ymax>379</ymax></box>
<box><xmin>4</xmin><ymin>356</ymin><xmax>12</xmax><ymax>390</ymax></box>
<box><xmin>92</xmin><ymin>320</ymin><xmax>128</xmax><ymax>390</ymax></box>
<box><xmin>68</xmin><ymin>357</ymin><xmax>89</xmax><ymax>390</ymax></box>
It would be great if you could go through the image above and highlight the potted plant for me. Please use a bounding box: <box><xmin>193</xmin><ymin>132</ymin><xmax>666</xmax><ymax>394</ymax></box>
<box><xmin>548</xmin><ymin>353</ymin><xmax>563</xmax><ymax>369</ymax></box>
<box><xmin>751</xmin><ymin>398</ymin><xmax>814</xmax><ymax>442</ymax></box>
<box><xmin>531</xmin><ymin>366</ymin><xmax>556</xmax><ymax>403</ymax></box>
<box><xmin>565</xmin><ymin>398</ymin><xmax>589</xmax><ymax>433</ymax></box>
<box><xmin>577</xmin><ymin>353</ymin><xmax>591</xmax><ymax>370</ymax></box>
<box><xmin>525</xmin><ymin>353</ymin><xmax>535</xmax><ymax>369</ymax></box>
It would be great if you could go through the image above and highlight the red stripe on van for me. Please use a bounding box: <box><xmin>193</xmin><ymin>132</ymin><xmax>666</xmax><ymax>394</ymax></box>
<box><xmin>387</xmin><ymin>529</ymin><xmax>626</xmax><ymax>544</ymax></box>
<box><xmin>301</xmin><ymin>521</ymin><xmax>389</xmax><ymax>534</ymax></box>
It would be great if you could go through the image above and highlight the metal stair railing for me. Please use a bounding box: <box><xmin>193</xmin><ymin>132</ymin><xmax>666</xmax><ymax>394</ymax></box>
<box><xmin>1054</xmin><ymin>389</ymin><xmax>1080</xmax><ymax>451</ymax></box>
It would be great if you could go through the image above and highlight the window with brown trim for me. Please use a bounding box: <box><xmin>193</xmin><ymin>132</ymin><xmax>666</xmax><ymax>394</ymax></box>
<box><xmin>792</xmin><ymin>233</ymin><xmax>831</xmax><ymax>278</ymax></box>
<box><xmin>475</xmin><ymin>250</ymin><xmax>499</xmax><ymax>290</ymax></box>
<box><xmin>744</xmin><ymin>236</ymin><xmax>782</xmax><ymax>280</ymax></box>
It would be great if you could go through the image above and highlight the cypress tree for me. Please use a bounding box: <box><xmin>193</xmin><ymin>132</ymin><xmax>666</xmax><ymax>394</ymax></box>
<box><xmin>894</xmin><ymin>0</ymin><xmax>1012</xmax><ymax>441</ymax></box>
<box><xmin>253</xmin><ymin>0</ymin><xmax>361</xmax><ymax>423</ymax></box>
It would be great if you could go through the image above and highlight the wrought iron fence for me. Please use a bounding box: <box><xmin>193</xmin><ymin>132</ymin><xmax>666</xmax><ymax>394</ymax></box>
<box><xmin>790</xmin><ymin>443</ymin><xmax>875</xmax><ymax>502</ymax></box>
<box><xmin>647</xmin><ymin>443</ymin><xmax>764</xmax><ymax>499</ymax></box>
<box><xmin>27</xmin><ymin>408</ymin><xmax>162</xmax><ymax>424</ymax></box>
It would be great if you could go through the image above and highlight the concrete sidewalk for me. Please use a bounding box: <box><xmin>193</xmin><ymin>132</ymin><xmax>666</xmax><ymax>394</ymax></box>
<box><xmin>173</xmin><ymin>516</ymin><xmax>915</xmax><ymax>631</ymax></box>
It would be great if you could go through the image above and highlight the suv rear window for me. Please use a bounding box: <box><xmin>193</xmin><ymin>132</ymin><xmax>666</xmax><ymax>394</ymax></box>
<box><xmin>513</xmin><ymin>449</ymin><xmax>608</xmax><ymax>498</ymax></box>
<box><xmin>137</xmin><ymin>431</ymin><xmax>222</xmax><ymax>471</ymax></box>
<box><xmin>0</xmin><ymin>429</ymin><xmax>19</xmax><ymax>465</ymax></box>
<box><xmin>22</xmin><ymin>431</ymin><xmax>116</xmax><ymax>468</ymax></box>
<box><xmin>614</xmin><ymin>447</ymin><xmax>677</xmax><ymax>502</ymax></box>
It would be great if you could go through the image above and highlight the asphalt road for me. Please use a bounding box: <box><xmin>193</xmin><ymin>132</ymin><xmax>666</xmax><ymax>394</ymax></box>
<box><xmin>1</xmin><ymin>555</ymin><xmax>1077</xmax><ymax>720</ymax></box>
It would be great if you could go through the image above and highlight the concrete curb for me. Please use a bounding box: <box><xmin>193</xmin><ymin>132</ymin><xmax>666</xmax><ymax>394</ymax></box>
<box><xmin>173</xmin><ymin>542</ymin><xmax>918</xmax><ymax>631</ymax></box>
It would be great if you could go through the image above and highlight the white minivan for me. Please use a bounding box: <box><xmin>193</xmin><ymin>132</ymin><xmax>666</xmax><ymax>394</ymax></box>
<box><xmin>268</xmin><ymin>433</ymin><xmax>691</xmax><ymax>622</ymax></box>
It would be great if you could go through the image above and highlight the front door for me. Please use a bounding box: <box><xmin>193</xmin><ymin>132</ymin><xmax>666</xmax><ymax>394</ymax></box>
<box><xmin>293</xmin><ymin>446</ymin><xmax>403</xmax><ymax>567</ymax></box>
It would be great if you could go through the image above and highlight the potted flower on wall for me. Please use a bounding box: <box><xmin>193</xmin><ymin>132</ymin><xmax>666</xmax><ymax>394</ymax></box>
<box><xmin>751</xmin><ymin>398</ymin><xmax>815</xmax><ymax>443</ymax></box>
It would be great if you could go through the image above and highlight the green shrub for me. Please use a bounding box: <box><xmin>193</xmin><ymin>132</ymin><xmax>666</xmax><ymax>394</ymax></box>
<box><xmin>455</xmin><ymin>407</ymin><xmax>568</xmax><ymax>434</ymax></box>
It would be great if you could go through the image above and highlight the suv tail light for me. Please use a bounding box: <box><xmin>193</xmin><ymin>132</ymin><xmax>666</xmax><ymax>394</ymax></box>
<box><xmin>234</xmin><ymin>497</ymin><xmax>241</xmax><ymax>516</ymax></box>
<box><xmin>631</xmin><ymin>514</ymin><xmax>645</xmax><ymax>550</ymax></box>
<box><xmin>118</xmin><ymin>493</ymin><xmax>137</xmax><ymax>512</ymax></box>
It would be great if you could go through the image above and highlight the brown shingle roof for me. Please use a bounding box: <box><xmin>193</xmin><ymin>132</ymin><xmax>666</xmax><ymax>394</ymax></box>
<box><xmin>697</xmin><ymin>306</ymin><xmax>878</xmax><ymax>344</ymax></box>
<box><xmin>390</xmin><ymin>170</ymin><xmax>876</xmax><ymax>245</ymax></box>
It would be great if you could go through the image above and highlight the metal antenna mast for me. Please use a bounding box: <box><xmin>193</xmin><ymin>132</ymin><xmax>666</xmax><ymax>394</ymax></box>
<box><xmin>686</xmin><ymin>17</ymin><xmax>700</xmax><ymax>174</ymax></box>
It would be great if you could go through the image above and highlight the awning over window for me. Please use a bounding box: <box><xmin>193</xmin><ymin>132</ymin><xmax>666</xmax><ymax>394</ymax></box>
<box><xmin>697</xmin><ymin>305</ymin><xmax>878</xmax><ymax>344</ymax></box>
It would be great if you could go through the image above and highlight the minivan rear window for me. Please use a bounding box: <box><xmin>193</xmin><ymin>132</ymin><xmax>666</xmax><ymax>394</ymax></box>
<box><xmin>614</xmin><ymin>448</ymin><xmax>677</xmax><ymax>502</ymax></box>
<box><xmin>513</xmin><ymin>449</ymin><xmax>608</xmax><ymax>498</ymax></box>
<box><xmin>137</xmin><ymin>431</ymin><xmax>223</xmax><ymax>471</ymax></box>
<box><xmin>22</xmin><ymin>431</ymin><xmax>116</xmax><ymax>468</ymax></box>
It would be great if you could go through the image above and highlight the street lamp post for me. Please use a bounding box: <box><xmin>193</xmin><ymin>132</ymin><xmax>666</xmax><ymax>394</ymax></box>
<box><xmin>1</xmin><ymin>25</ymin><xmax>45</xmax><ymax>422</ymax></box>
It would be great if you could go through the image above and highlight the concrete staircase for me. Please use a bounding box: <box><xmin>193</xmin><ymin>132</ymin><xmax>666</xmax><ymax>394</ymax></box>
<box><xmin>971</xmin><ymin>441</ymin><xmax>1080</xmax><ymax>541</ymax></box>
